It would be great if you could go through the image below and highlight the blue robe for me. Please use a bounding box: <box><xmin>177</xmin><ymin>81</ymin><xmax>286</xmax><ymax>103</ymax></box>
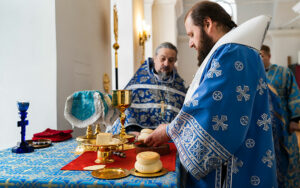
<box><xmin>266</xmin><ymin>64</ymin><xmax>300</xmax><ymax>123</ymax></box>
<box><xmin>109</xmin><ymin>58</ymin><xmax>186</xmax><ymax>134</ymax></box>
<box><xmin>167</xmin><ymin>44</ymin><xmax>277</xmax><ymax>188</ymax></box>
<box><xmin>268</xmin><ymin>86</ymin><xmax>288</xmax><ymax>188</ymax></box>
<box><xmin>266</xmin><ymin>64</ymin><xmax>300</xmax><ymax>188</ymax></box>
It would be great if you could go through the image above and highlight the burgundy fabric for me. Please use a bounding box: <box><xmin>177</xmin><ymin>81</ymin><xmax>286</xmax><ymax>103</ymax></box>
<box><xmin>32</xmin><ymin>128</ymin><xmax>73</xmax><ymax>142</ymax></box>
<box><xmin>61</xmin><ymin>143</ymin><xmax>177</xmax><ymax>171</ymax></box>
<box><xmin>295</xmin><ymin>65</ymin><xmax>300</xmax><ymax>88</ymax></box>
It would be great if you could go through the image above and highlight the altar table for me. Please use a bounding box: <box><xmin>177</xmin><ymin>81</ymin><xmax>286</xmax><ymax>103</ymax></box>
<box><xmin>0</xmin><ymin>139</ymin><xmax>179</xmax><ymax>188</ymax></box>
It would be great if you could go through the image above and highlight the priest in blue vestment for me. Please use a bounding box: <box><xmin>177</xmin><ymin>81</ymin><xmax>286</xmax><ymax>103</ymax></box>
<box><xmin>260</xmin><ymin>44</ymin><xmax>300</xmax><ymax>188</ymax></box>
<box><xmin>107</xmin><ymin>42</ymin><xmax>187</xmax><ymax>135</ymax></box>
<box><xmin>145</xmin><ymin>1</ymin><xmax>278</xmax><ymax>188</ymax></box>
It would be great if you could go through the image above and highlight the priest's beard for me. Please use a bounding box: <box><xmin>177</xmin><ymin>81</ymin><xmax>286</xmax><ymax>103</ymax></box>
<box><xmin>197</xmin><ymin>27</ymin><xmax>215</xmax><ymax>67</ymax></box>
<box><xmin>157</xmin><ymin>70</ymin><xmax>172</xmax><ymax>81</ymax></box>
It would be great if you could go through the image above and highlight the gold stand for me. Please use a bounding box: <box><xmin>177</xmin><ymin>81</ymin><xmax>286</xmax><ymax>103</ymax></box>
<box><xmin>75</xmin><ymin>124</ymin><xmax>103</xmax><ymax>155</ymax></box>
<box><xmin>95</xmin><ymin>145</ymin><xmax>119</xmax><ymax>164</ymax></box>
<box><xmin>112</xmin><ymin>90</ymin><xmax>135</xmax><ymax>141</ymax></box>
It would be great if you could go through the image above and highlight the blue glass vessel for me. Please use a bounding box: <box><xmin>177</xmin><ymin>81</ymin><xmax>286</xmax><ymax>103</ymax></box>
<box><xmin>12</xmin><ymin>102</ymin><xmax>34</xmax><ymax>153</ymax></box>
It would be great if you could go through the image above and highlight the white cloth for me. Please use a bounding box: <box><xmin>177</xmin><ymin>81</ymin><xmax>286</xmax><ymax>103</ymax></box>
<box><xmin>184</xmin><ymin>15</ymin><xmax>271</xmax><ymax>104</ymax></box>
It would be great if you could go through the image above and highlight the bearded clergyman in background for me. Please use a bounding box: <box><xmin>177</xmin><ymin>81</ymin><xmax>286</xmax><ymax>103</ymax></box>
<box><xmin>107</xmin><ymin>42</ymin><xmax>186</xmax><ymax>136</ymax></box>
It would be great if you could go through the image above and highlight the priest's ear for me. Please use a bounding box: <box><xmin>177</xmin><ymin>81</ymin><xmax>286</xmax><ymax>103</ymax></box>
<box><xmin>203</xmin><ymin>17</ymin><xmax>213</xmax><ymax>34</ymax></box>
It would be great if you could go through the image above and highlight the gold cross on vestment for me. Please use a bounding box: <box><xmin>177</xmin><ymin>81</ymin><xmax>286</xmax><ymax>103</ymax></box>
<box><xmin>160</xmin><ymin>101</ymin><xmax>165</xmax><ymax>116</ymax></box>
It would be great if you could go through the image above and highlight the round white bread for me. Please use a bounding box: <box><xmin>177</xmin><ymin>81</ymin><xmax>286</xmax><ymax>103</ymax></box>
<box><xmin>140</xmin><ymin>128</ymin><xmax>153</xmax><ymax>134</ymax></box>
<box><xmin>138</xmin><ymin>133</ymin><xmax>149</xmax><ymax>141</ymax></box>
<box><xmin>134</xmin><ymin>160</ymin><xmax>162</xmax><ymax>173</ymax></box>
<box><xmin>136</xmin><ymin>151</ymin><xmax>160</xmax><ymax>165</ymax></box>
<box><xmin>138</xmin><ymin>129</ymin><xmax>153</xmax><ymax>141</ymax></box>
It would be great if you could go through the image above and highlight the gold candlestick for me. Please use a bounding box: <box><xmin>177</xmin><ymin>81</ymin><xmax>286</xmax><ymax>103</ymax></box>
<box><xmin>139</xmin><ymin>21</ymin><xmax>151</xmax><ymax>64</ymax></box>
<box><xmin>113</xmin><ymin>4</ymin><xmax>119</xmax><ymax>89</ymax></box>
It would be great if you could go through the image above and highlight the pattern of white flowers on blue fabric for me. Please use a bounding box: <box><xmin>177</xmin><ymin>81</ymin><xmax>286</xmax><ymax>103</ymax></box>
<box><xmin>212</xmin><ymin>115</ymin><xmax>228</xmax><ymax>131</ymax></box>
<box><xmin>240</xmin><ymin>116</ymin><xmax>249</xmax><ymax>126</ymax></box>
<box><xmin>250</xmin><ymin>176</ymin><xmax>261</xmax><ymax>186</ymax></box>
<box><xmin>232</xmin><ymin>156</ymin><xmax>243</xmax><ymax>174</ymax></box>
<box><xmin>257</xmin><ymin>113</ymin><xmax>271</xmax><ymax>131</ymax></box>
<box><xmin>262</xmin><ymin>149</ymin><xmax>275</xmax><ymax>168</ymax></box>
<box><xmin>234</xmin><ymin>61</ymin><xmax>244</xmax><ymax>71</ymax></box>
<box><xmin>257</xmin><ymin>78</ymin><xmax>267</xmax><ymax>95</ymax></box>
<box><xmin>185</xmin><ymin>93</ymin><xmax>199</xmax><ymax>107</ymax></box>
<box><xmin>245</xmin><ymin>138</ymin><xmax>255</xmax><ymax>148</ymax></box>
<box><xmin>236</xmin><ymin>85</ymin><xmax>250</xmax><ymax>101</ymax></box>
<box><xmin>212</xmin><ymin>91</ymin><xmax>223</xmax><ymax>101</ymax></box>
<box><xmin>207</xmin><ymin>59</ymin><xmax>222</xmax><ymax>78</ymax></box>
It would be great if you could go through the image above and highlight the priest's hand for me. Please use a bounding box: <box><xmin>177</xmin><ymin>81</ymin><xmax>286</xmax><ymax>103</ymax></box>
<box><xmin>128</xmin><ymin>131</ymin><xmax>140</xmax><ymax>140</ymax></box>
<box><xmin>144</xmin><ymin>124</ymin><xmax>170</xmax><ymax>147</ymax></box>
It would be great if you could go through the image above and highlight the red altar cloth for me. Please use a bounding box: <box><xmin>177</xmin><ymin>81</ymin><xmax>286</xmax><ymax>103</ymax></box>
<box><xmin>61</xmin><ymin>143</ymin><xmax>177</xmax><ymax>171</ymax></box>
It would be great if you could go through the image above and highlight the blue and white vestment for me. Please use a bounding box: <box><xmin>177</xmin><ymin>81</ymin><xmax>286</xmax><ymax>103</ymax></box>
<box><xmin>109</xmin><ymin>58</ymin><xmax>186</xmax><ymax>134</ymax></box>
<box><xmin>167</xmin><ymin>16</ymin><xmax>277</xmax><ymax>188</ymax></box>
<box><xmin>266</xmin><ymin>64</ymin><xmax>300</xmax><ymax>187</ymax></box>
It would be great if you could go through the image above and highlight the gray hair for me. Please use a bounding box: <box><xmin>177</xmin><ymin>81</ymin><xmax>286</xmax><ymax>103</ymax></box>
<box><xmin>155</xmin><ymin>42</ymin><xmax>178</xmax><ymax>58</ymax></box>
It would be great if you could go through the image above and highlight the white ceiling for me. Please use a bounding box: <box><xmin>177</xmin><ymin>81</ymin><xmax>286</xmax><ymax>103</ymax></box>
<box><xmin>177</xmin><ymin>0</ymin><xmax>300</xmax><ymax>35</ymax></box>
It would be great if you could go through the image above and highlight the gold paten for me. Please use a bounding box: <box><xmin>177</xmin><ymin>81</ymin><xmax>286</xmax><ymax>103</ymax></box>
<box><xmin>123</xmin><ymin>143</ymin><xmax>135</xmax><ymax>150</ymax></box>
<box><xmin>91</xmin><ymin>168</ymin><xmax>130</xmax><ymax>179</ymax></box>
<box><xmin>26</xmin><ymin>139</ymin><xmax>52</xmax><ymax>149</ymax></box>
<box><xmin>130</xmin><ymin>168</ymin><xmax>168</xmax><ymax>177</ymax></box>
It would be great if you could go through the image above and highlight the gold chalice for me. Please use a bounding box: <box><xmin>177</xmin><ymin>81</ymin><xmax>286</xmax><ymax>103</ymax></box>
<box><xmin>112</xmin><ymin>90</ymin><xmax>134</xmax><ymax>142</ymax></box>
<box><xmin>81</xmin><ymin>136</ymin><xmax>125</xmax><ymax>164</ymax></box>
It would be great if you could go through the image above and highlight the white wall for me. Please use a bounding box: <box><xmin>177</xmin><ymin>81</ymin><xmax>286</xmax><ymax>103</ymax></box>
<box><xmin>152</xmin><ymin>0</ymin><xmax>178</xmax><ymax>52</ymax></box>
<box><xmin>56</xmin><ymin>0</ymin><xmax>112</xmax><ymax>137</ymax></box>
<box><xmin>0</xmin><ymin>0</ymin><xmax>57</xmax><ymax>150</ymax></box>
<box><xmin>264</xmin><ymin>29</ymin><xmax>300</xmax><ymax>67</ymax></box>
<box><xmin>133</xmin><ymin>0</ymin><xmax>145</xmax><ymax>71</ymax></box>
<box><xmin>144</xmin><ymin>0</ymin><xmax>154</xmax><ymax>59</ymax></box>
<box><xmin>110</xmin><ymin>0</ymin><xmax>138</xmax><ymax>90</ymax></box>
<box><xmin>235</xmin><ymin>0</ymin><xmax>300</xmax><ymax>67</ymax></box>
<box><xmin>177</xmin><ymin>36</ymin><xmax>198</xmax><ymax>86</ymax></box>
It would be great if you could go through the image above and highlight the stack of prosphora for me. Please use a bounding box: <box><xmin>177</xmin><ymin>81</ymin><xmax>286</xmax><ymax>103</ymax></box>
<box><xmin>137</xmin><ymin>129</ymin><xmax>153</xmax><ymax>141</ymax></box>
<box><xmin>135</xmin><ymin>128</ymin><xmax>170</xmax><ymax>155</ymax></box>
<box><xmin>134</xmin><ymin>151</ymin><xmax>162</xmax><ymax>173</ymax></box>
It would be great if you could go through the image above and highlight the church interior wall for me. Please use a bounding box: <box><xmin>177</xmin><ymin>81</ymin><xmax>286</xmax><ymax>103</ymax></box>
<box><xmin>152</xmin><ymin>0</ymin><xmax>178</xmax><ymax>52</ymax></box>
<box><xmin>0</xmin><ymin>0</ymin><xmax>57</xmax><ymax>149</ymax></box>
<box><xmin>56</xmin><ymin>0</ymin><xmax>111</xmax><ymax>138</ymax></box>
<box><xmin>177</xmin><ymin>36</ymin><xmax>198</xmax><ymax>87</ymax></box>
<box><xmin>265</xmin><ymin>29</ymin><xmax>300</xmax><ymax>67</ymax></box>
<box><xmin>133</xmin><ymin>0</ymin><xmax>144</xmax><ymax>71</ymax></box>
